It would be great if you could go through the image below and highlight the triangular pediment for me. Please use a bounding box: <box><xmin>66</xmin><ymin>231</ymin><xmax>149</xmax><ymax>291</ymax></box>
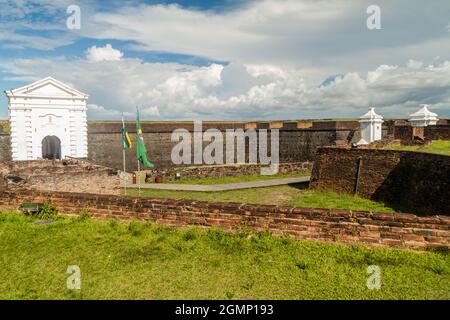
<box><xmin>6</xmin><ymin>77</ymin><xmax>88</xmax><ymax>99</ymax></box>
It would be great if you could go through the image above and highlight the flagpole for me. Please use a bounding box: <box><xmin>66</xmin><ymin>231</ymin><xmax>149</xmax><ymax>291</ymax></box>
<box><xmin>137</xmin><ymin>159</ymin><xmax>141</xmax><ymax>196</ymax></box>
<box><xmin>121</xmin><ymin>113</ymin><xmax>127</xmax><ymax>196</ymax></box>
<box><xmin>136</xmin><ymin>106</ymin><xmax>141</xmax><ymax>196</ymax></box>
<box><xmin>123</xmin><ymin>149</ymin><xmax>127</xmax><ymax>195</ymax></box>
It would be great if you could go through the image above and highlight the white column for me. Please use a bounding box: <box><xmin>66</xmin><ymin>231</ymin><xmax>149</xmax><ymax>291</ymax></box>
<box><xmin>69</xmin><ymin>109</ymin><xmax>77</xmax><ymax>157</ymax></box>
<box><xmin>10</xmin><ymin>107</ymin><xmax>32</xmax><ymax>160</ymax></box>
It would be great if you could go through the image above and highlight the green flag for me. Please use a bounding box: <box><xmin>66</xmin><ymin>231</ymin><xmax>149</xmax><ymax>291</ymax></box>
<box><xmin>135</xmin><ymin>108</ymin><xmax>154</xmax><ymax>168</ymax></box>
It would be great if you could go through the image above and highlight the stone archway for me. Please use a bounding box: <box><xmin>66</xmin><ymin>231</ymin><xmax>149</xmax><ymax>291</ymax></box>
<box><xmin>42</xmin><ymin>136</ymin><xmax>61</xmax><ymax>160</ymax></box>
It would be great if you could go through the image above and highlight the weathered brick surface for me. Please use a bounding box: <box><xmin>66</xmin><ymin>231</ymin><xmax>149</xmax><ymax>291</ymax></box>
<box><xmin>0</xmin><ymin>189</ymin><xmax>448</xmax><ymax>249</ymax></box>
<box><xmin>425</xmin><ymin>125</ymin><xmax>450</xmax><ymax>141</ymax></box>
<box><xmin>149</xmin><ymin>161</ymin><xmax>313</xmax><ymax>182</ymax></box>
<box><xmin>0</xmin><ymin>120</ymin><xmax>360</xmax><ymax>170</ymax></box>
<box><xmin>310</xmin><ymin>147</ymin><xmax>450</xmax><ymax>215</ymax></box>
<box><xmin>87</xmin><ymin>121</ymin><xmax>360</xmax><ymax>170</ymax></box>
<box><xmin>386</xmin><ymin>121</ymin><xmax>450</xmax><ymax>144</ymax></box>
<box><xmin>0</xmin><ymin>134</ymin><xmax>11</xmax><ymax>162</ymax></box>
<box><xmin>1</xmin><ymin>160</ymin><xmax>120</xmax><ymax>195</ymax></box>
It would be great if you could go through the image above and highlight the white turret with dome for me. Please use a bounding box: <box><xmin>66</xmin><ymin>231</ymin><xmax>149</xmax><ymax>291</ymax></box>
<box><xmin>408</xmin><ymin>104</ymin><xmax>439</xmax><ymax>127</ymax></box>
<box><xmin>357</xmin><ymin>107</ymin><xmax>383</xmax><ymax>145</ymax></box>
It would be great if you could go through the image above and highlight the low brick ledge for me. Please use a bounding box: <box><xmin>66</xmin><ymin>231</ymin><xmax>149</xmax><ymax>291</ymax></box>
<box><xmin>0</xmin><ymin>189</ymin><xmax>448</xmax><ymax>249</ymax></box>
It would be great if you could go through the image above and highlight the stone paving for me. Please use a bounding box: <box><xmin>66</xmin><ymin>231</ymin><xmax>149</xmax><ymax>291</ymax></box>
<box><xmin>124</xmin><ymin>176</ymin><xmax>310</xmax><ymax>192</ymax></box>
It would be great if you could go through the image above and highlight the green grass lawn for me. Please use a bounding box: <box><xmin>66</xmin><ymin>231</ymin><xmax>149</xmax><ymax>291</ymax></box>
<box><xmin>384</xmin><ymin>140</ymin><xmax>450</xmax><ymax>156</ymax></box>
<box><xmin>166</xmin><ymin>172</ymin><xmax>310</xmax><ymax>185</ymax></box>
<box><xmin>0</xmin><ymin>212</ymin><xmax>448</xmax><ymax>299</ymax></box>
<box><xmin>125</xmin><ymin>185</ymin><xmax>397</xmax><ymax>213</ymax></box>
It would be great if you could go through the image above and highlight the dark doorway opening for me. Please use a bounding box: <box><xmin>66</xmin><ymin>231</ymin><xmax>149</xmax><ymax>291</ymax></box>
<box><xmin>42</xmin><ymin>136</ymin><xmax>61</xmax><ymax>160</ymax></box>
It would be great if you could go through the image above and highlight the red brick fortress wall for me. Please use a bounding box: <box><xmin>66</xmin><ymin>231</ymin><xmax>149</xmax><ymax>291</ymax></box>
<box><xmin>310</xmin><ymin>147</ymin><xmax>450</xmax><ymax>215</ymax></box>
<box><xmin>425</xmin><ymin>125</ymin><xmax>450</xmax><ymax>141</ymax></box>
<box><xmin>0</xmin><ymin>189</ymin><xmax>448</xmax><ymax>249</ymax></box>
<box><xmin>152</xmin><ymin>161</ymin><xmax>313</xmax><ymax>182</ymax></box>
<box><xmin>0</xmin><ymin>159</ymin><xmax>120</xmax><ymax>195</ymax></box>
<box><xmin>87</xmin><ymin>120</ymin><xmax>361</xmax><ymax>171</ymax></box>
<box><xmin>386</xmin><ymin>121</ymin><xmax>450</xmax><ymax>144</ymax></box>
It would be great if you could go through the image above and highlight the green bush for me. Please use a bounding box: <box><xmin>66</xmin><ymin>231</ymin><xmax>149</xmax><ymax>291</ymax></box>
<box><xmin>36</xmin><ymin>204</ymin><xmax>58</xmax><ymax>220</ymax></box>
<box><xmin>78</xmin><ymin>209</ymin><xmax>91</xmax><ymax>221</ymax></box>
<box><xmin>295</xmin><ymin>261</ymin><xmax>309</xmax><ymax>270</ymax></box>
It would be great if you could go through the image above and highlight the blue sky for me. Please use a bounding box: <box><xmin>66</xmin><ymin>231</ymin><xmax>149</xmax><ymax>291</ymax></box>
<box><xmin>1</xmin><ymin>0</ymin><xmax>450</xmax><ymax>120</ymax></box>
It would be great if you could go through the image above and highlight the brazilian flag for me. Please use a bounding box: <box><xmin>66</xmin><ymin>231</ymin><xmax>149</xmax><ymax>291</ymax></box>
<box><xmin>122</xmin><ymin>125</ymin><xmax>132</xmax><ymax>149</ymax></box>
<box><xmin>135</xmin><ymin>108</ymin><xmax>154</xmax><ymax>168</ymax></box>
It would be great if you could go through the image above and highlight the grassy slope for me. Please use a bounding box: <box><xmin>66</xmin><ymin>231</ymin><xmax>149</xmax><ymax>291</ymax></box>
<box><xmin>125</xmin><ymin>185</ymin><xmax>397</xmax><ymax>213</ymax></box>
<box><xmin>384</xmin><ymin>140</ymin><xmax>450</xmax><ymax>156</ymax></box>
<box><xmin>0</xmin><ymin>212</ymin><xmax>448</xmax><ymax>300</ymax></box>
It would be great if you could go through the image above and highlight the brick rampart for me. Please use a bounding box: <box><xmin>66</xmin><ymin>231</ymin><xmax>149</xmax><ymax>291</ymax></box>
<box><xmin>310</xmin><ymin>147</ymin><xmax>450</xmax><ymax>215</ymax></box>
<box><xmin>0</xmin><ymin>189</ymin><xmax>448</xmax><ymax>249</ymax></box>
<box><xmin>150</xmin><ymin>162</ymin><xmax>313</xmax><ymax>182</ymax></box>
<box><xmin>1</xmin><ymin>159</ymin><xmax>120</xmax><ymax>195</ymax></box>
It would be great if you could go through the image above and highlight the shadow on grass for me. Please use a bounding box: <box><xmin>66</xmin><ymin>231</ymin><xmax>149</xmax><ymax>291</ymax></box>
<box><xmin>287</xmin><ymin>182</ymin><xmax>309</xmax><ymax>190</ymax></box>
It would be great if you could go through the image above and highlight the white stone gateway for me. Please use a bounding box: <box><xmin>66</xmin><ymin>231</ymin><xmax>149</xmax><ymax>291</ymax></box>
<box><xmin>357</xmin><ymin>107</ymin><xmax>383</xmax><ymax>145</ymax></box>
<box><xmin>4</xmin><ymin>77</ymin><xmax>88</xmax><ymax>160</ymax></box>
<box><xmin>408</xmin><ymin>104</ymin><xmax>439</xmax><ymax>127</ymax></box>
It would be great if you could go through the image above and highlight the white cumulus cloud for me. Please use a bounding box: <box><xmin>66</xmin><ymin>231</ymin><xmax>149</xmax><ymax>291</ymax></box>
<box><xmin>1</xmin><ymin>52</ymin><xmax>450</xmax><ymax>120</ymax></box>
<box><xmin>86</xmin><ymin>44</ymin><xmax>123</xmax><ymax>62</ymax></box>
